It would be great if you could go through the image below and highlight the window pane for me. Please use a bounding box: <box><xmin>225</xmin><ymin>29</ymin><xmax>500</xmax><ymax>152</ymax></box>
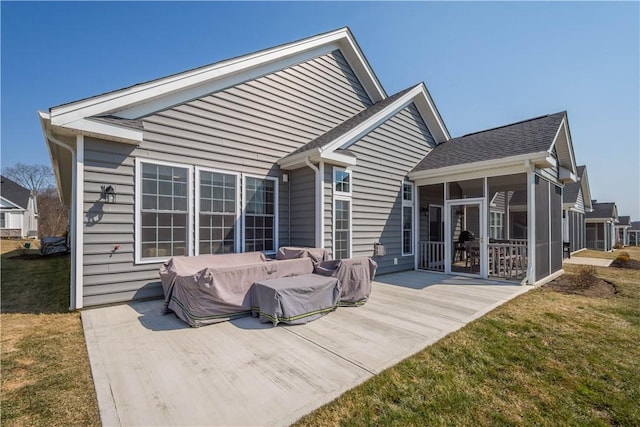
<box><xmin>403</xmin><ymin>183</ymin><xmax>412</xmax><ymax>201</ymax></box>
<box><xmin>244</xmin><ymin>177</ymin><xmax>276</xmax><ymax>253</ymax></box>
<box><xmin>140</xmin><ymin>162</ymin><xmax>189</xmax><ymax>259</ymax></box>
<box><xmin>334</xmin><ymin>200</ymin><xmax>350</xmax><ymax>259</ymax></box>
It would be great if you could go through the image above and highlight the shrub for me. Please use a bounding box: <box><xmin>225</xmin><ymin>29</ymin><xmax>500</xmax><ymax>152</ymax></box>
<box><xmin>613</xmin><ymin>241</ymin><xmax>624</xmax><ymax>249</ymax></box>
<box><xmin>571</xmin><ymin>265</ymin><xmax>599</xmax><ymax>289</ymax></box>
<box><xmin>615</xmin><ymin>252</ymin><xmax>630</xmax><ymax>264</ymax></box>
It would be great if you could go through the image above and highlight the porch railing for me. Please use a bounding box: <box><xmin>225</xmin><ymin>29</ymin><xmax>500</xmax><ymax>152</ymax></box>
<box><xmin>419</xmin><ymin>241</ymin><xmax>445</xmax><ymax>272</ymax></box>
<box><xmin>488</xmin><ymin>239</ymin><xmax>528</xmax><ymax>279</ymax></box>
<box><xmin>586</xmin><ymin>240</ymin><xmax>605</xmax><ymax>251</ymax></box>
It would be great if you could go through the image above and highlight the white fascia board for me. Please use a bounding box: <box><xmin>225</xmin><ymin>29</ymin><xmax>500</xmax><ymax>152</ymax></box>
<box><xmin>324</xmin><ymin>85</ymin><xmax>423</xmax><ymax>154</ymax></box>
<box><xmin>320</xmin><ymin>151</ymin><xmax>357</xmax><ymax>167</ymax></box>
<box><xmin>278</xmin><ymin>148</ymin><xmax>357</xmax><ymax>170</ymax></box>
<box><xmin>49</xmin><ymin>28</ymin><xmax>386</xmax><ymax>125</ymax></box>
<box><xmin>39</xmin><ymin>112</ymin><xmax>67</xmax><ymax>204</ymax></box>
<box><xmin>0</xmin><ymin>197</ymin><xmax>23</xmax><ymax>210</ymax></box>
<box><xmin>549</xmin><ymin>117</ymin><xmax>577</xmax><ymax>174</ymax></box>
<box><xmin>408</xmin><ymin>151</ymin><xmax>549</xmax><ymax>182</ymax></box>
<box><xmin>60</xmin><ymin>118</ymin><xmax>142</xmax><ymax>144</ymax></box>
<box><xmin>414</xmin><ymin>83</ymin><xmax>450</xmax><ymax>143</ymax></box>
<box><xmin>559</xmin><ymin>166</ymin><xmax>577</xmax><ymax>183</ymax></box>
<box><xmin>278</xmin><ymin>148</ymin><xmax>322</xmax><ymax>170</ymax></box>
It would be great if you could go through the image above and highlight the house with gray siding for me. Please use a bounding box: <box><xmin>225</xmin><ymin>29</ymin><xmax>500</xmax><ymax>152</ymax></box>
<box><xmin>615</xmin><ymin>216</ymin><xmax>631</xmax><ymax>246</ymax></box>
<box><xmin>562</xmin><ymin>165</ymin><xmax>592</xmax><ymax>254</ymax></box>
<box><xmin>585</xmin><ymin>201</ymin><xmax>619</xmax><ymax>251</ymax></box>
<box><xmin>40</xmin><ymin>28</ymin><xmax>578</xmax><ymax>310</ymax></box>
<box><xmin>0</xmin><ymin>175</ymin><xmax>38</xmax><ymax>238</ymax></box>
<box><xmin>629</xmin><ymin>221</ymin><xmax>640</xmax><ymax>246</ymax></box>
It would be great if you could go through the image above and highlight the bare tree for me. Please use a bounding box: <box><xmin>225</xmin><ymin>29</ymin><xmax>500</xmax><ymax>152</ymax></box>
<box><xmin>2</xmin><ymin>163</ymin><xmax>53</xmax><ymax>197</ymax></box>
<box><xmin>36</xmin><ymin>186</ymin><xmax>68</xmax><ymax>237</ymax></box>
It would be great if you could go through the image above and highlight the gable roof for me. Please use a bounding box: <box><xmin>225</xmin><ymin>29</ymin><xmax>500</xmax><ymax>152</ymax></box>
<box><xmin>0</xmin><ymin>175</ymin><xmax>31</xmax><ymax>209</ymax></box>
<box><xmin>618</xmin><ymin>216</ymin><xmax>631</xmax><ymax>226</ymax></box>
<box><xmin>586</xmin><ymin>202</ymin><xmax>618</xmax><ymax>221</ymax></box>
<box><xmin>278</xmin><ymin>83</ymin><xmax>447</xmax><ymax>169</ymax></box>
<box><xmin>41</xmin><ymin>27</ymin><xmax>391</xmax><ymax>145</ymax></box>
<box><xmin>563</xmin><ymin>165</ymin><xmax>591</xmax><ymax>209</ymax></box>
<box><xmin>412</xmin><ymin>112</ymin><xmax>566</xmax><ymax>171</ymax></box>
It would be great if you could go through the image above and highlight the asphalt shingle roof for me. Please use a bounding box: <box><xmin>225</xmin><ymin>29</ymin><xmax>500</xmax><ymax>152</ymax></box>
<box><xmin>562</xmin><ymin>165</ymin><xmax>586</xmax><ymax>204</ymax></box>
<box><xmin>412</xmin><ymin>112</ymin><xmax>566</xmax><ymax>172</ymax></box>
<box><xmin>0</xmin><ymin>175</ymin><xmax>31</xmax><ymax>209</ymax></box>
<box><xmin>281</xmin><ymin>85</ymin><xmax>417</xmax><ymax>160</ymax></box>
<box><xmin>586</xmin><ymin>202</ymin><xmax>616</xmax><ymax>220</ymax></box>
<box><xmin>631</xmin><ymin>221</ymin><xmax>640</xmax><ymax>231</ymax></box>
<box><xmin>618</xmin><ymin>216</ymin><xmax>631</xmax><ymax>226</ymax></box>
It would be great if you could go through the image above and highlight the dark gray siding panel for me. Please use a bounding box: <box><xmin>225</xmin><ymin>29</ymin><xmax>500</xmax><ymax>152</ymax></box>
<box><xmin>289</xmin><ymin>167</ymin><xmax>316</xmax><ymax>247</ymax></box>
<box><xmin>81</xmin><ymin>50</ymin><xmax>373</xmax><ymax>307</ymax></box>
<box><xmin>347</xmin><ymin>103</ymin><xmax>435</xmax><ymax>274</ymax></box>
<box><xmin>550</xmin><ymin>184</ymin><xmax>563</xmax><ymax>273</ymax></box>
<box><xmin>535</xmin><ymin>175</ymin><xmax>550</xmax><ymax>280</ymax></box>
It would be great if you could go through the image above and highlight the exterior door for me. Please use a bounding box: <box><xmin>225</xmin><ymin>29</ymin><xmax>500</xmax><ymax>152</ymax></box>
<box><xmin>445</xmin><ymin>199</ymin><xmax>487</xmax><ymax>278</ymax></box>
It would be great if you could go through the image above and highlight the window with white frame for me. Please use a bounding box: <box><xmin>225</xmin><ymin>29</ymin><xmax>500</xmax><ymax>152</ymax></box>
<box><xmin>0</xmin><ymin>213</ymin><xmax>5</xmax><ymax>228</ymax></box>
<box><xmin>402</xmin><ymin>182</ymin><xmax>414</xmax><ymax>255</ymax></box>
<box><xmin>244</xmin><ymin>176</ymin><xmax>277</xmax><ymax>253</ymax></box>
<box><xmin>198</xmin><ymin>170</ymin><xmax>238</xmax><ymax>255</ymax></box>
<box><xmin>334</xmin><ymin>168</ymin><xmax>351</xmax><ymax>194</ymax></box>
<box><xmin>139</xmin><ymin>161</ymin><xmax>190</xmax><ymax>260</ymax></box>
<box><xmin>333</xmin><ymin>167</ymin><xmax>352</xmax><ymax>259</ymax></box>
<box><xmin>334</xmin><ymin>199</ymin><xmax>350</xmax><ymax>260</ymax></box>
<box><xmin>490</xmin><ymin>211</ymin><xmax>504</xmax><ymax>239</ymax></box>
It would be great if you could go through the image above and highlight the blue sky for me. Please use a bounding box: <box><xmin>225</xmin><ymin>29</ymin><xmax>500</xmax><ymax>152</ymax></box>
<box><xmin>2</xmin><ymin>1</ymin><xmax>639</xmax><ymax>218</ymax></box>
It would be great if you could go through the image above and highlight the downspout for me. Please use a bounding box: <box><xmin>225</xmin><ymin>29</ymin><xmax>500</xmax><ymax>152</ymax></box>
<box><xmin>304</xmin><ymin>157</ymin><xmax>324</xmax><ymax>248</ymax></box>
<box><xmin>47</xmin><ymin>131</ymin><xmax>82</xmax><ymax>310</ymax></box>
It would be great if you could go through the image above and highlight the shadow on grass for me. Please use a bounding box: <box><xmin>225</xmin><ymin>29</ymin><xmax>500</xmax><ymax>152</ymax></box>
<box><xmin>1</xmin><ymin>249</ymin><xmax>71</xmax><ymax>314</ymax></box>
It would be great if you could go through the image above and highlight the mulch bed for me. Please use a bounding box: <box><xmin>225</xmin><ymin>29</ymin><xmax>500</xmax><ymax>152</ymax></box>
<box><xmin>543</xmin><ymin>275</ymin><xmax>617</xmax><ymax>298</ymax></box>
<box><xmin>610</xmin><ymin>258</ymin><xmax>640</xmax><ymax>269</ymax></box>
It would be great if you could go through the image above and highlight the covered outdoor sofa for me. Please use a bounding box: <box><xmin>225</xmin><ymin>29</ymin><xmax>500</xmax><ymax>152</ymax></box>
<box><xmin>159</xmin><ymin>247</ymin><xmax>377</xmax><ymax>327</ymax></box>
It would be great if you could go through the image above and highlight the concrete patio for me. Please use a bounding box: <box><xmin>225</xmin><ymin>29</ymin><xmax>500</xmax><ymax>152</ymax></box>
<box><xmin>82</xmin><ymin>271</ymin><xmax>531</xmax><ymax>426</ymax></box>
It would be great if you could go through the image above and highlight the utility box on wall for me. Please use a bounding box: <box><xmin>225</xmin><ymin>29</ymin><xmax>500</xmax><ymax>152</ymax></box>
<box><xmin>373</xmin><ymin>242</ymin><xmax>386</xmax><ymax>257</ymax></box>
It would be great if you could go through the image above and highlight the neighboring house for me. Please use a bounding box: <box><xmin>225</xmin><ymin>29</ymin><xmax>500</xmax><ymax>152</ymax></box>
<box><xmin>0</xmin><ymin>175</ymin><xmax>38</xmax><ymax>238</ymax></box>
<box><xmin>562</xmin><ymin>165</ymin><xmax>592</xmax><ymax>254</ymax></box>
<box><xmin>615</xmin><ymin>216</ymin><xmax>631</xmax><ymax>246</ymax></box>
<box><xmin>585</xmin><ymin>201</ymin><xmax>618</xmax><ymax>251</ymax></box>
<box><xmin>39</xmin><ymin>28</ymin><xmax>577</xmax><ymax>310</ymax></box>
<box><xmin>629</xmin><ymin>221</ymin><xmax>640</xmax><ymax>246</ymax></box>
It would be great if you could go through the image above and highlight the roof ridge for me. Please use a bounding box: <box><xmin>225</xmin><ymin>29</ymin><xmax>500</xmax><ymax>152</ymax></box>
<box><xmin>457</xmin><ymin>111</ymin><xmax>567</xmax><ymax>139</ymax></box>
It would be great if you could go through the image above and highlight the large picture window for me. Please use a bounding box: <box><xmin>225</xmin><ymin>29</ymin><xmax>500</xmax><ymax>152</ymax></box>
<box><xmin>197</xmin><ymin>170</ymin><xmax>238</xmax><ymax>255</ymax></box>
<box><xmin>244</xmin><ymin>176</ymin><xmax>277</xmax><ymax>253</ymax></box>
<box><xmin>402</xmin><ymin>182</ymin><xmax>414</xmax><ymax>255</ymax></box>
<box><xmin>139</xmin><ymin>161</ymin><xmax>190</xmax><ymax>261</ymax></box>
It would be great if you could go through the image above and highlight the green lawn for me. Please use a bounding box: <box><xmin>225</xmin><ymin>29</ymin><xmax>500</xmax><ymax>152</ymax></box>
<box><xmin>1</xmin><ymin>242</ymin><xmax>100</xmax><ymax>426</ymax></box>
<box><xmin>295</xmin><ymin>247</ymin><xmax>640</xmax><ymax>426</ymax></box>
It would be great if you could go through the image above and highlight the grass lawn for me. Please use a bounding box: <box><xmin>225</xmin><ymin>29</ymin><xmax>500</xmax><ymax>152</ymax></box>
<box><xmin>1</xmin><ymin>240</ymin><xmax>100</xmax><ymax>426</ymax></box>
<box><xmin>572</xmin><ymin>249</ymin><xmax>620</xmax><ymax>260</ymax></box>
<box><xmin>295</xmin><ymin>247</ymin><xmax>640</xmax><ymax>426</ymax></box>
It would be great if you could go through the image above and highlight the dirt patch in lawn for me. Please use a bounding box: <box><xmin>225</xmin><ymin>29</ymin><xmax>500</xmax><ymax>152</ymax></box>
<box><xmin>543</xmin><ymin>274</ymin><xmax>617</xmax><ymax>298</ymax></box>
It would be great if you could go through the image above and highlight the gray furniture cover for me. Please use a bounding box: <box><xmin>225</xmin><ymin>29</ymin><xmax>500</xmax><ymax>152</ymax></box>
<box><xmin>314</xmin><ymin>257</ymin><xmax>378</xmax><ymax>306</ymax></box>
<box><xmin>276</xmin><ymin>247</ymin><xmax>329</xmax><ymax>265</ymax></box>
<box><xmin>251</xmin><ymin>274</ymin><xmax>341</xmax><ymax>326</ymax></box>
<box><xmin>160</xmin><ymin>253</ymin><xmax>313</xmax><ymax>327</ymax></box>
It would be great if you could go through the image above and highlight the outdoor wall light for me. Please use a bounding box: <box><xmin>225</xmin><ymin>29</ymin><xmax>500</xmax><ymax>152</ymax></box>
<box><xmin>101</xmin><ymin>185</ymin><xmax>117</xmax><ymax>204</ymax></box>
<box><xmin>421</xmin><ymin>207</ymin><xmax>429</xmax><ymax>217</ymax></box>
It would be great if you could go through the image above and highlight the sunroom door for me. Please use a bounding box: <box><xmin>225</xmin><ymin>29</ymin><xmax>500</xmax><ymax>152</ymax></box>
<box><xmin>446</xmin><ymin>200</ymin><xmax>486</xmax><ymax>278</ymax></box>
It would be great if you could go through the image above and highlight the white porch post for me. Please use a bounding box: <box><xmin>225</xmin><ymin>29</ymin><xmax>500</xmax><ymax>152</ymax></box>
<box><xmin>73</xmin><ymin>135</ymin><xmax>84</xmax><ymax>309</ymax></box>
<box><xmin>526</xmin><ymin>168</ymin><xmax>536</xmax><ymax>285</ymax></box>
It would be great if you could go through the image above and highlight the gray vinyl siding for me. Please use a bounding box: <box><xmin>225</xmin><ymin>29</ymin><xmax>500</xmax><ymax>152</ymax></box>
<box><xmin>289</xmin><ymin>167</ymin><xmax>315</xmax><ymax>247</ymax></box>
<box><xmin>575</xmin><ymin>187</ymin><xmax>585</xmax><ymax>214</ymax></box>
<box><xmin>80</xmin><ymin>50</ymin><xmax>372</xmax><ymax>307</ymax></box>
<box><xmin>346</xmin><ymin>103</ymin><xmax>435</xmax><ymax>274</ymax></box>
